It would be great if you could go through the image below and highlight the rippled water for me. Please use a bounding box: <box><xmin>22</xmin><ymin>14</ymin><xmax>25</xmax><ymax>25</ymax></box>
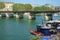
<box><xmin>0</xmin><ymin>15</ymin><xmax>60</xmax><ymax>40</ymax></box>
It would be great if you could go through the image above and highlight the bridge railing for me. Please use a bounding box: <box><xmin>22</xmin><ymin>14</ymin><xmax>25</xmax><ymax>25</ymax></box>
<box><xmin>0</xmin><ymin>10</ymin><xmax>60</xmax><ymax>13</ymax></box>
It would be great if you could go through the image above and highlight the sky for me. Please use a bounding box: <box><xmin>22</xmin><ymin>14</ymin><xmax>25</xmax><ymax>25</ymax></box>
<box><xmin>0</xmin><ymin>0</ymin><xmax>60</xmax><ymax>6</ymax></box>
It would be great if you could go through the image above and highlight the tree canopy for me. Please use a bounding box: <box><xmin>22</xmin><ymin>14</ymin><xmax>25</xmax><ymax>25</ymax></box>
<box><xmin>13</xmin><ymin>4</ymin><xmax>32</xmax><ymax>11</ymax></box>
<box><xmin>0</xmin><ymin>2</ymin><xmax>5</xmax><ymax>9</ymax></box>
<box><xmin>13</xmin><ymin>4</ymin><xmax>25</xmax><ymax>11</ymax></box>
<box><xmin>34</xmin><ymin>6</ymin><xmax>54</xmax><ymax>11</ymax></box>
<box><xmin>24</xmin><ymin>4</ymin><xmax>32</xmax><ymax>10</ymax></box>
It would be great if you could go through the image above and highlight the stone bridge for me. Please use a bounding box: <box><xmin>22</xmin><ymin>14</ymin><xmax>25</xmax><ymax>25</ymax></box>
<box><xmin>0</xmin><ymin>10</ymin><xmax>60</xmax><ymax>20</ymax></box>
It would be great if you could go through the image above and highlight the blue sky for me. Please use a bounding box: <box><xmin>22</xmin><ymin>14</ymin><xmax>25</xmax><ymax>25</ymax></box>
<box><xmin>0</xmin><ymin>0</ymin><xmax>60</xmax><ymax>6</ymax></box>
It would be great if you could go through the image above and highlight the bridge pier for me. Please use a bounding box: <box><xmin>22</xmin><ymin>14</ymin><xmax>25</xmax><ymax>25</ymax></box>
<box><xmin>15</xmin><ymin>13</ymin><xmax>19</xmax><ymax>19</ymax></box>
<box><xmin>15</xmin><ymin>13</ymin><xmax>23</xmax><ymax>19</ymax></box>
<box><xmin>24</xmin><ymin>12</ymin><xmax>30</xmax><ymax>16</ymax></box>
<box><xmin>45</xmin><ymin>13</ymin><xmax>52</xmax><ymax>21</ymax></box>
<box><xmin>6</xmin><ymin>13</ymin><xmax>9</xmax><ymax>18</ymax></box>
<box><xmin>6</xmin><ymin>13</ymin><xmax>14</xmax><ymax>18</ymax></box>
<box><xmin>28</xmin><ymin>12</ymin><xmax>36</xmax><ymax>20</ymax></box>
<box><xmin>0</xmin><ymin>13</ymin><xmax>2</xmax><ymax>17</ymax></box>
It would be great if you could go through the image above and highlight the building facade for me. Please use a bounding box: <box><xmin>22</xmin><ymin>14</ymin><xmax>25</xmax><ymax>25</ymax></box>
<box><xmin>0</xmin><ymin>2</ymin><xmax>14</xmax><ymax>11</ymax></box>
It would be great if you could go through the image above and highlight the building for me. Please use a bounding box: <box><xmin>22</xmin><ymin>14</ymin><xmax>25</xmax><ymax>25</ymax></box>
<box><xmin>0</xmin><ymin>2</ymin><xmax>14</xmax><ymax>11</ymax></box>
<box><xmin>44</xmin><ymin>4</ymin><xmax>55</xmax><ymax>10</ymax></box>
<box><xmin>55</xmin><ymin>6</ymin><xmax>60</xmax><ymax>10</ymax></box>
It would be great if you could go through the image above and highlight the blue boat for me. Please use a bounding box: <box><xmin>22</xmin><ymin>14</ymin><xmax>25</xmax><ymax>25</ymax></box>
<box><xmin>30</xmin><ymin>20</ymin><xmax>60</xmax><ymax>36</ymax></box>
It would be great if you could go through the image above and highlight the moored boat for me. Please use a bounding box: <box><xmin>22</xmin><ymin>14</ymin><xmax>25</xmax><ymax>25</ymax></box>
<box><xmin>30</xmin><ymin>29</ymin><xmax>43</xmax><ymax>35</ymax></box>
<box><xmin>30</xmin><ymin>20</ymin><xmax>60</xmax><ymax>36</ymax></box>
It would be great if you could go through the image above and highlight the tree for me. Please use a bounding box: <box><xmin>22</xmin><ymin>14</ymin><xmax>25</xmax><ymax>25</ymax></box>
<box><xmin>13</xmin><ymin>4</ymin><xmax>25</xmax><ymax>11</ymax></box>
<box><xmin>24</xmin><ymin>4</ymin><xmax>32</xmax><ymax>10</ymax></box>
<box><xmin>13</xmin><ymin>4</ymin><xmax>33</xmax><ymax>11</ymax></box>
<box><xmin>34</xmin><ymin>6</ymin><xmax>53</xmax><ymax>11</ymax></box>
<box><xmin>0</xmin><ymin>2</ymin><xmax>5</xmax><ymax>9</ymax></box>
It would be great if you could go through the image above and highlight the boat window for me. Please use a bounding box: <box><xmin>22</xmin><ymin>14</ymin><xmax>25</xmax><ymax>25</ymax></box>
<box><xmin>46</xmin><ymin>23</ymin><xmax>52</xmax><ymax>27</ymax></box>
<box><xmin>56</xmin><ymin>23</ymin><xmax>60</xmax><ymax>30</ymax></box>
<box><xmin>56</xmin><ymin>23</ymin><xmax>60</xmax><ymax>26</ymax></box>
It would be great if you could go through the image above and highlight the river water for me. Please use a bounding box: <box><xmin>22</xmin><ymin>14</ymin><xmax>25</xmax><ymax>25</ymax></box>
<box><xmin>0</xmin><ymin>15</ymin><xmax>60</xmax><ymax>40</ymax></box>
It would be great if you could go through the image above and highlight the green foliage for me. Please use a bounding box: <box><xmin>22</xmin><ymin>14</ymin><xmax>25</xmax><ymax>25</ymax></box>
<box><xmin>34</xmin><ymin>6</ymin><xmax>53</xmax><ymax>11</ymax></box>
<box><xmin>13</xmin><ymin>4</ymin><xmax>32</xmax><ymax>11</ymax></box>
<box><xmin>30</xmin><ymin>35</ymin><xmax>41</xmax><ymax>40</ymax></box>
<box><xmin>0</xmin><ymin>2</ymin><xmax>5</xmax><ymax>9</ymax></box>
<box><xmin>13</xmin><ymin>4</ymin><xmax>25</xmax><ymax>11</ymax></box>
<box><xmin>24</xmin><ymin>4</ymin><xmax>32</xmax><ymax>10</ymax></box>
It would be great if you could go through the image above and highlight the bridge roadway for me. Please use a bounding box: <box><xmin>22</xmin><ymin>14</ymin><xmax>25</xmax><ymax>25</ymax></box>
<box><xmin>0</xmin><ymin>10</ymin><xmax>60</xmax><ymax>13</ymax></box>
